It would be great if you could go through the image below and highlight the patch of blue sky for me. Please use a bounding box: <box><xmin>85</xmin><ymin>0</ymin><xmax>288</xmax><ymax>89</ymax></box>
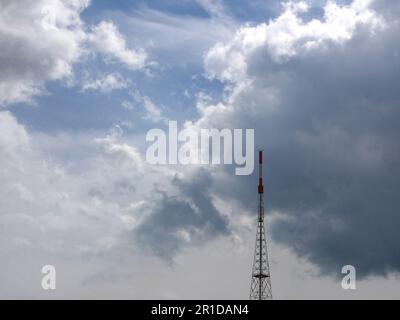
<box><xmin>11</xmin><ymin>0</ymin><xmax>276</xmax><ymax>135</ymax></box>
<box><xmin>82</xmin><ymin>0</ymin><xmax>211</xmax><ymax>23</ymax></box>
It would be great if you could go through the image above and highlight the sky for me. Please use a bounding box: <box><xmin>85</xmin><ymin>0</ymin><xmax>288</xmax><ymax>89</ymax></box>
<box><xmin>0</xmin><ymin>0</ymin><xmax>400</xmax><ymax>299</ymax></box>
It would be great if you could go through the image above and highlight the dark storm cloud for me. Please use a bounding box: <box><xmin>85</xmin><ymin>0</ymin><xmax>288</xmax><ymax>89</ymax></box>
<box><xmin>262</xmin><ymin>23</ymin><xmax>400</xmax><ymax>277</ymax></box>
<box><xmin>203</xmin><ymin>1</ymin><xmax>400</xmax><ymax>278</ymax></box>
<box><xmin>134</xmin><ymin>169</ymin><xmax>229</xmax><ymax>259</ymax></box>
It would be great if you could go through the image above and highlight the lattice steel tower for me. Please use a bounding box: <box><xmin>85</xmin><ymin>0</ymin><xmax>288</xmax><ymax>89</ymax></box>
<box><xmin>250</xmin><ymin>150</ymin><xmax>272</xmax><ymax>300</ymax></box>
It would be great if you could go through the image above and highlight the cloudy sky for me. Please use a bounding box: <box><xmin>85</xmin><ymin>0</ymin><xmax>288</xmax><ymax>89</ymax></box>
<box><xmin>1</xmin><ymin>0</ymin><xmax>400</xmax><ymax>299</ymax></box>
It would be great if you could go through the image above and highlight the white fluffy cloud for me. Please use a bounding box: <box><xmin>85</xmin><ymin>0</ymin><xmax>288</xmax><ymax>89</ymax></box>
<box><xmin>81</xmin><ymin>73</ymin><xmax>129</xmax><ymax>93</ymax></box>
<box><xmin>0</xmin><ymin>0</ymin><xmax>89</xmax><ymax>105</ymax></box>
<box><xmin>205</xmin><ymin>0</ymin><xmax>383</xmax><ymax>83</ymax></box>
<box><xmin>88</xmin><ymin>21</ymin><xmax>147</xmax><ymax>71</ymax></box>
<box><xmin>0</xmin><ymin>0</ymin><xmax>148</xmax><ymax>106</ymax></box>
<box><xmin>0</xmin><ymin>111</ymin><xmax>139</xmax><ymax>256</ymax></box>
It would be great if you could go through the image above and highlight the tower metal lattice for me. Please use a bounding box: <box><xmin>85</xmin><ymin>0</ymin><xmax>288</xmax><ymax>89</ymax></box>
<box><xmin>250</xmin><ymin>150</ymin><xmax>272</xmax><ymax>300</ymax></box>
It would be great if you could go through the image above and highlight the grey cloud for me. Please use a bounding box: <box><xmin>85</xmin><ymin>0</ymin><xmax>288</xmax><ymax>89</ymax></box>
<box><xmin>202</xmin><ymin>0</ymin><xmax>400</xmax><ymax>278</ymax></box>
<box><xmin>134</xmin><ymin>169</ymin><xmax>230</xmax><ymax>260</ymax></box>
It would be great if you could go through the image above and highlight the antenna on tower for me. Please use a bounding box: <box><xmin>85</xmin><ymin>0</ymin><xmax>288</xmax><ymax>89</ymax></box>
<box><xmin>250</xmin><ymin>150</ymin><xmax>273</xmax><ymax>300</ymax></box>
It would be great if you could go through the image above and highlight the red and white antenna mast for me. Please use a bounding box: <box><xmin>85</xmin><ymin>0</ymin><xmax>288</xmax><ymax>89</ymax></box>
<box><xmin>250</xmin><ymin>150</ymin><xmax>273</xmax><ymax>300</ymax></box>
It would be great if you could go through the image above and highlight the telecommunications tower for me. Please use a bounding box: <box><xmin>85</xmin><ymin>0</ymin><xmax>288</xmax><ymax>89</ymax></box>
<box><xmin>250</xmin><ymin>150</ymin><xmax>272</xmax><ymax>300</ymax></box>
